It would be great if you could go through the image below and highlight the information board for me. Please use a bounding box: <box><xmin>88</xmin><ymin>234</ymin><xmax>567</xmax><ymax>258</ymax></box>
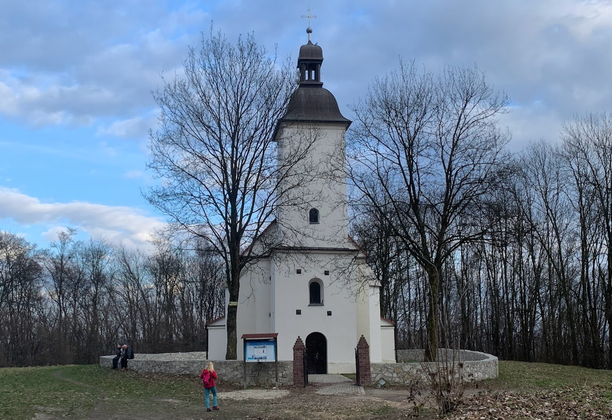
<box><xmin>245</xmin><ymin>340</ymin><xmax>276</xmax><ymax>362</ymax></box>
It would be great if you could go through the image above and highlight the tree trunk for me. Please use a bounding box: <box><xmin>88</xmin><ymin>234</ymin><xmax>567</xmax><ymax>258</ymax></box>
<box><xmin>424</xmin><ymin>267</ymin><xmax>439</xmax><ymax>362</ymax></box>
<box><xmin>225</xmin><ymin>303</ymin><xmax>237</xmax><ymax>360</ymax></box>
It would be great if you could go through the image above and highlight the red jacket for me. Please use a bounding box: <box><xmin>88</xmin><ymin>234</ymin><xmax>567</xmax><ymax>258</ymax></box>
<box><xmin>200</xmin><ymin>369</ymin><xmax>218</xmax><ymax>388</ymax></box>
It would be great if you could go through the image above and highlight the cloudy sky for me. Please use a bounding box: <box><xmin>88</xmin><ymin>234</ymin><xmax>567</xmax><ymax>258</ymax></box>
<box><xmin>1</xmin><ymin>0</ymin><xmax>610</xmax><ymax>251</ymax></box>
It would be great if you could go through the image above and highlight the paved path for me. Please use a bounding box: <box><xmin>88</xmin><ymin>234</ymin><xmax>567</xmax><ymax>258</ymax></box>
<box><xmin>309</xmin><ymin>374</ymin><xmax>365</xmax><ymax>396</ymax></box>
<box><xmin>221</xmin><ymin>374</ymin><xmax>365</xmax><ymax>400</ymax></box>
<box><xmin>308</xmin><ymin>374</ymin><xmax>352</xmax><ymax>384</ymax></box>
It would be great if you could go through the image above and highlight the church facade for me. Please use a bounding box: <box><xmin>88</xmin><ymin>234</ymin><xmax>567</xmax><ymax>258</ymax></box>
<box><xmin>207</xmin><ymin>28</ymin><xmax>395</xmax><ymax>374</ymax></box>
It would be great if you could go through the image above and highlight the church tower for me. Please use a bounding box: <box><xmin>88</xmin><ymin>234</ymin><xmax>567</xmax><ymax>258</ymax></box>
<box><xmin>274</xmin><ymin>26</ymin><xmax>352</xmax><ymax>249</ymax></box>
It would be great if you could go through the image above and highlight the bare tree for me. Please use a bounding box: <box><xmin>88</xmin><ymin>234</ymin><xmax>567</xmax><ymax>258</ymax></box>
<box><xmin>561</xmin><ymin>112</ymin><xmax>612</xmax><ymax>368</ymax></box>
<box><xmin>520</xmin><ymin>142</ymin><xmax>580</xmax><ymax>364</ymax></box>
<box><xmin>145</xmin><ymin>29</ymin><xmax>301</xmax><ymax>359</ymax></box>
<box><xmin>0</xmin><ymin>232</ymin><xmax>44</xmax><ymax>366</ymax></box>
<box><xmin>351</xmin><ymin>194</ymin><xmax>412</xmax><ymax>325</ymax></box>
<box><xmin>186</xmin><ymin>239</ymin><xmax>225</xmax><ymax>348</ymax></box>
<box><xmin>348</xmin><ymin>61</ymin><xmax>509</xmax><ymax>360</ymax></box>
<box><xmin>42</xmin><ymin>229</ymin><xmax>84</xmax><ymax>364</ymax></box>
<box><xmin>79</xmin><ymin>238</ymin><xmax>114</xmax><ymax>363</ymax></box>
<box><xmin>112</xmin><ymin>246</ymin><xmax>158</xmax><ymax>351</ymax></box>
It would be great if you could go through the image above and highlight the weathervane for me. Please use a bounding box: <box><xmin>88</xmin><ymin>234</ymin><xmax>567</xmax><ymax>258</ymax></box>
<box><xmin>301</xmin><ymin>8</ymin><xmax>317</xmax><ymax>41</ymax></box>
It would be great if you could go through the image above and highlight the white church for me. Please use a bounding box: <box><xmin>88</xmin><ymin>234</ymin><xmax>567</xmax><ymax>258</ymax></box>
<box><xmin>207</xmin><ymin>27</ymin><xmax>395</xmax><ymax>374</ymax></box>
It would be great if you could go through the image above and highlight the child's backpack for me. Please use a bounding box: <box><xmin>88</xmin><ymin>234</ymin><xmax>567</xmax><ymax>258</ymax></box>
<box><xmin>202</xmin><ymin>370</ymin><xmax>213</xmax><ymax>388</ymax></box>
<box><xmin>127</xmin><ymin>347</ymin><xmax>135</xmax><ymax>359</ymax></box>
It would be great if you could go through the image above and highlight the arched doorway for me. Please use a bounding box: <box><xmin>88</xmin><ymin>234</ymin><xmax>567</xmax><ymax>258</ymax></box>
<box><xmin>306</xmin><ymin>332</ymin><xmax>327</xmax><ymax>374</ymax></box>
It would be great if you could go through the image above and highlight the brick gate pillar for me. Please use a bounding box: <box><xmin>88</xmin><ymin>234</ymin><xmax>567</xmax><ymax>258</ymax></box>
<box><xmin>357</xmin><ymin>335</ymin><xmax>371</xmax><ymax>386</ymax></box>
<box><xmin>293</xmin><ymin>336</ymin><xmax>306</xmax><ymax>386</ymax></box>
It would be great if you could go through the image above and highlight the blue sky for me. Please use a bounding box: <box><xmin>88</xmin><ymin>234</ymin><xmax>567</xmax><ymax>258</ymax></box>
<box><xmin>2</xmin><ymin>0</ymin><xmax>612</xmax><ymax>251</ymax></box>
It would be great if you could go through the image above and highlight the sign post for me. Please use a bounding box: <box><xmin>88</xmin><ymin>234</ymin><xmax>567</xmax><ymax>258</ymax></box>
<box><xmin>241</xmin><ymin>333</ymin><xmax>279</xmax><ymax>385</ymax></box>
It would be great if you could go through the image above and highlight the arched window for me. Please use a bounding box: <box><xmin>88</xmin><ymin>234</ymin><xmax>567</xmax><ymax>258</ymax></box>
<box><xmin>309</xmin><ymin>279</ymin><xmax>323</xmax><ymax>305</ymax></box>
<box><xmin>309</xmin><ymin>208</ymin><xmax>319</xmax><ymax>224</ymax></box>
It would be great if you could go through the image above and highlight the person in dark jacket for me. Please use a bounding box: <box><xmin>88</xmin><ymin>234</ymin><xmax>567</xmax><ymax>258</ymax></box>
<box><xmin>120</xmin><ymin>344</ymin><xmax>133</xmax><ymax>371</ymax></box>
<box><xmin>112</xmin><ymin>344</ymin><xmax>122</xmax><ymax>369</ymax></box>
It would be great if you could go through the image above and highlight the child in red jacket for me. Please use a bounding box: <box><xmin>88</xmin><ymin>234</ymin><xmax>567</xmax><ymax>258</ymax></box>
<box><xmin>200</xmin><ymin>362</ymin><xmax>219</xmax><ymax>411</ymax></box>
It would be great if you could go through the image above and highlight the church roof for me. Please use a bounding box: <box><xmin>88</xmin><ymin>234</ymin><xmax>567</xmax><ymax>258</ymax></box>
<box><xmin>278</xmin><ymin>26</ymin><xmax>350</xmax><ymax>127</ymax></box>
<box><xmin>281</xmin><ymin>87</ymin><xmax>351</xmax><ymax>125</ymax></box>
<box><xmin>381</xmin><ymin>317</ymin><xmax>396</xmax><ymax>326</ymax></box>
<box><xmin>298</xmin><ymin>40</ymin><xmax>323</xmax><ymax>61</ymax></box>
<box><xmin>206</xmin><ymin>315</ymin><xmax>225</xmax><ymax>327</ymax></box>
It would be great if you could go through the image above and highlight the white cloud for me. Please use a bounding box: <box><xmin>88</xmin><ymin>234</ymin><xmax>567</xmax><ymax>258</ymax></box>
<box><xmin>41</xmin><ymin>226</ymin><xmax>72</xmax><ymax>243</ymax></box>
<box><xmin>0</xmin><ymin>186</ymin><xmax>165</xmax><ymax>249</ymax></box>
<box><xmin>0</xmin><ymin>1</ymin><xmax>197</xmax><ymax>129</ymax></box>
<box><xmin>2</xmin><ymin>0</ymin><xmax>612</xmax><ymax>137</ymax></box>
<box><xmin>97</xmin><ymin>112</ymin><xmax>158</xmax><ymax>139</ymax></box>
<box><xmin>124</xmin><ymin>170</ymin><xmax>145</xmax><ymax>179</ymax></box>
<box><xmin>299</xmin><ymin>0</ymin><xmax>612</xmax><ymax>152</ymax></box>
<box><xmin>0</xmin><ymin>72</ymin><xmax>128</xmax><ymax>127</ymax></box>
<box><xmin>99</xmin><ymin>142</ymin><xmax>118</xmax><ymax>157</ymax></box>
<box><xmin>499</xmin><ymin>104</ymin><xmax>564</xmax><ymax>151</ymax></box>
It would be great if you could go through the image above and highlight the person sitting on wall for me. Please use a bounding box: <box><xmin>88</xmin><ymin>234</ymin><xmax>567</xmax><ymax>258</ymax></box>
<box><xmin>112</xmin><ymin>344</ymin><xmax>122</xmax><ymax>369</ymax></box>
<box><xmin>120</xmin><ymin>344</ymin><xmax>134</xmax><ymax>371</ymax></box>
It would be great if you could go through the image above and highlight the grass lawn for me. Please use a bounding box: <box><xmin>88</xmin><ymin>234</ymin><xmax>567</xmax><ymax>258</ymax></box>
<box><xmin>0</xmin><ymin>364</ymin><xmax>203</xmax><ymax>420</ymax></box>
<box><xmin>496</xmin><ymin>360</ymin><xmax>612</xmax><ymax>390</ymax></box>
<box><xmin>0</xmin><ymin>361</ymin><xmax>610</xmax><ymax>419</ymax></box>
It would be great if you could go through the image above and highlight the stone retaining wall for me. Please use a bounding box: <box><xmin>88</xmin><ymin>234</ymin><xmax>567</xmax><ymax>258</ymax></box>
<box><xmin>372</xmin><ymin>349</ymin><xmax>498</xmax><ymax>386</ymax></box>
<box><xmin>100</xmin><ymin>353</ymin><xmax>293</xmax><ymax>386</ymax></box>
<box><xmin>100</xmin><ymin>348</ymin><xmax>497</xmax><ymax>387</ymax></box>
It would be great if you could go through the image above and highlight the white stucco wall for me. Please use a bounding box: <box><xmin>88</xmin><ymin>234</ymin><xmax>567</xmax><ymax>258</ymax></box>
<box><xmin>221</xmin><ymin>247</ymin><xmax>387</xmax><ymax>373</ymax></box>
<box><xmin>270</xmin><ymin>252</ymin><xmax>358</xmax><ymax>364</ymax></box>
<box><xmin>207</xmin><ymin>325</ymin><xmax>226</xmax><ymax>360</ymax></box>
<box><xmin>356</xmin><ymin>282</ymin><xmax>370</xmax><ymax>347</ymax></box>
<box><xmin>275</xmin><ymin>123</ymin><xmax>349</xmax><ymax>249</ymax></box>
<box><xmin>235</xmin><ymin>258</ymin><xmax>272</xmax><ymax>360</ymax></box>
<box><xmin>239</xmin><ymin>260</ymin><xmax>271</xmax><ymax>329</ymax></box>
<box><xmin>367</xmin><ymin>284</ymin><xmax>383</xmax><ymax>363</ymax></box>
<box><xmin>381</xmin><ymin>324</ymin><xmax>396</xmax><ymax>362</ymax></box>
<box><xmin>354</xmin><ymin>261</ymin><xmax>385</xmax><ymax>362</ymax></box>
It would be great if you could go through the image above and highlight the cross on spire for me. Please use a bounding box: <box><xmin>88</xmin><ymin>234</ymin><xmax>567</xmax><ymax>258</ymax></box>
<box><xmin>301</xmin><ymin>8</ymin><xmax>317</xmax><ymax>26</ymax></box>
<box><xmin>301</xmin><ymin>8</ymin><xmax>317</xmax><ymax>41</ymax></box>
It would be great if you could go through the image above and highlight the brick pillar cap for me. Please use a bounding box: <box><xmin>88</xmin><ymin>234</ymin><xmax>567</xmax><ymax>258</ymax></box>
<box><xmin>357</xmin><ymin>335</ymin><xmax>369</xmax><ymax>348</ymax></box>
<box><xmin>293</xmin><ymin>336</ymin><xmax>305</xmax><ymax>350</ymax></box>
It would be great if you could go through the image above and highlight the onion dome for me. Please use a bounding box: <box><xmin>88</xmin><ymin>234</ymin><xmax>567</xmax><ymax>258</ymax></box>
<box><xmin>281</xmin><ymin>26</ymin><xmax>350</xmax><ymax>126</ymax></box>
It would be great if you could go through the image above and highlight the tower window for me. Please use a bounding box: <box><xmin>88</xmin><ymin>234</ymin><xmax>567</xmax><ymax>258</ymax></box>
<box><xmin>309</xmin><ymin>208</ymin><xmax>319</xmax><ymax>224</ymax></box>
<box><xmin>309</xmin><ymin>279</ymin><xmax>324</xmax><ymax>305</ymax></box>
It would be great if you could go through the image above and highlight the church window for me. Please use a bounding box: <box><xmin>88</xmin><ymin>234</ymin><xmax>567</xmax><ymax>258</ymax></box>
<box><xmin>309</xmin><ymin>279</ymin><xmax>323</xmax><ymax>305</ymax></box>
<box><xmin>309</xmin><ymin>208</ymin><xmax>319</xmax><ymax>224</ymax></box>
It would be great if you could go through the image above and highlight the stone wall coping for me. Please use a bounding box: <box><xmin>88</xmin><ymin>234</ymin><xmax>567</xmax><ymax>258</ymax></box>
<box><xmin>373</xmin><ymin>349</ymin><xmax>498</xmax><ymax>385</ymax></box>
<box><xmin>396</xmin><ymin>348</ymin><xmax>495</xmax><ymax>362</ymax></box>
